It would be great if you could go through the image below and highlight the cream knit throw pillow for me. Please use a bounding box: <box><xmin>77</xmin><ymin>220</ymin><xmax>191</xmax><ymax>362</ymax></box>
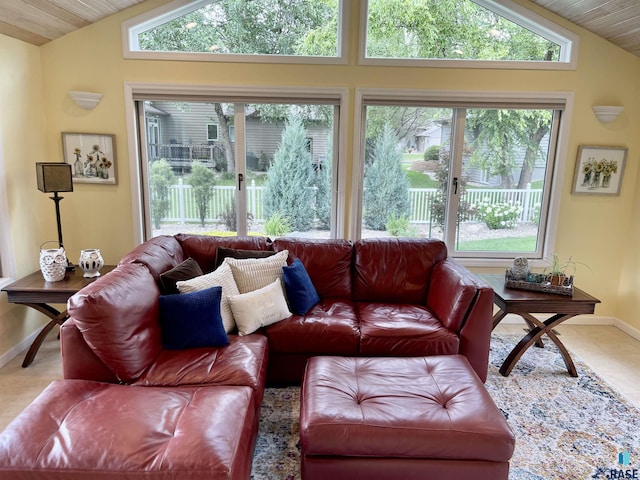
<box><xmin>223</xmin><ymin>250</ymin><xmax>289</xmax><ymax>294</ymax></box>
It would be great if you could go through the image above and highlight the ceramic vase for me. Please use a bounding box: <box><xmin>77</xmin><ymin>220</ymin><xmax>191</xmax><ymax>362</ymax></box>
<box><xmin>78</xmin><ymin>249</ymin><xmax>104</xmax><ymax>278</ymax></box>
<box><xmin>39</xmin><ymin>243</ymin><xmax>66</xmax><ymax>282</ymax></box>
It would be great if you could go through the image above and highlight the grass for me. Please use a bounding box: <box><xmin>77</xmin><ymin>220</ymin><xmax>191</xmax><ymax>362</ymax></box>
<box><xmin>456</xmin><ymin>235</ymin><xmax>537</xmax><ymax>252</ymax></box>
<box><xmin>403</xmin><ymin>165</ymin><xmax>438</xmax><ymax>188</ymax></box>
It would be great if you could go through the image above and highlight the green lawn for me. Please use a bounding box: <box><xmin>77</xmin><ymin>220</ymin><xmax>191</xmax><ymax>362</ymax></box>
<box><xmin>456</xmin><ymin>235</ymin><xmax>537</xmax><ymax>251</ymax></box>
<box><xmin>403</xmin><ymin>165</ymin><xmax>438</xmax><ymax>188</ymax></box>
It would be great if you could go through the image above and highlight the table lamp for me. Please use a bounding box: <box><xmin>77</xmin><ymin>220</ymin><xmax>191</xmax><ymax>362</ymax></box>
<box><xmin>36</xmin><ymin>162</ymin><xmax>74</xmax><ymax>270</ymax></box>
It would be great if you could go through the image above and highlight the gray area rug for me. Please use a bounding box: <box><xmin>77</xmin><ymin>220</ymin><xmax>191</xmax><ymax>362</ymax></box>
<box><xmin>251</xmin><ymin>334</ymin><xmax>640</xmax><ymax>479</ymax></box>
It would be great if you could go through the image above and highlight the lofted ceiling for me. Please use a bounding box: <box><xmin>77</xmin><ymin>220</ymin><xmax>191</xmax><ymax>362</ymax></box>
<box><xmin>0</xmin><ymin>0</ymin><xmax>639</xmax><ymax>58</ymax></box>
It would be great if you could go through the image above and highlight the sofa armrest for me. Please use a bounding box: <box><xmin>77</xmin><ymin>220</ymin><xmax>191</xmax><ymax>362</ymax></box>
<box><xmin>427</xmin><ymin>260</ymin><xmax>493</xmax><ymax>382</ymax></box>
<box><xmin>60</xmin><ymin>320</ymin><xmax>120</xmax><ymax>383</ymax></box>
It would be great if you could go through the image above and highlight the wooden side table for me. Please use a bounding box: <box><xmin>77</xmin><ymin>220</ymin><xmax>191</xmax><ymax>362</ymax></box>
<box><xmin>2</xmin><ymin>266</ymin><xmax>115</xmax><ymax>367</ymax></box>
<box><xmin>480</xmin><ymin>274</ymin><xmax>600</xmax><ymax>377</ymax></box>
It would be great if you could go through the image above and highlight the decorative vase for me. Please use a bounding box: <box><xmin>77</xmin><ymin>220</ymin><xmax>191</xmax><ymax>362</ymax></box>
<box><xmin>39</xmin><ymin>242</ymin><xmax>67</xmax><ymax>282</ymax></box>
<box><xmin>78</xmin><ymin>249</ymin><xmax>104</xmax><ymax>278</ymax></box>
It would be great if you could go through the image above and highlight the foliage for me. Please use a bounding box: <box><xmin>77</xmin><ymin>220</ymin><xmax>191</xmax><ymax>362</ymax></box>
<box><xmin>430</xmin><ymin>153</ymin><xmax>474</xmax><ymax>229</ymax></box>
<box><xmin>315</xmin><ymin>157</ymin><xmax>332</xmax><ymax>230</ymax></box>
<box><xmin>543</xmin><ymin>254</ymin><xmax>590</xmax><ymax>277</ymax></box>
<box><xmin>264</xmin><ymin>212</ymin><xmax>291</xmax><ymax>237</ymax></box>
<box><xmin>219</xmin><ymin>200</ymin><xmax>254</xmax><ymax>232</ymax></box>
<box><xmin>423</xmin><ymin>145</ymin><xmax>441</xmax><ymax>161</ymax></box>
<box><xmin>363</xmin><ymin>124</ymin><xmax>411</xmax><ymax>230</ymax></box>
<box><xmin>474</xmin><ymin>200</ymin><xmax>522</xmax><ymax>229</ymax></box>
<box><xmin>263</xmin><ymin>116</ymin><xmax>316</xmax><ymax>231</ymax></box>
<box><xmin>186</xmin><ymin>162</ymin><xmax>216</xmax><ymax>227</ymax></box>
<box><xmin>386</xmin><ymin>213</ymin><xmax>417</xmax><ymax>237</ymax></box>
<box><xmin>148</xmin><ymin>159</ymin><xmax>176</xmax><ymax>229</ymax></box>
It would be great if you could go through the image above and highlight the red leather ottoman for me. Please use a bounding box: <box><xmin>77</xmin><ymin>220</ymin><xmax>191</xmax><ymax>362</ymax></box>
<box><xmin>0</xmin><ymin>379</ymin><xmax>257</xmax><ymax>480</ymax></box>
<box><xmin>300</xmin><ymin>355</ymin><xmax>515</xmax><ymax>480</ymax></box>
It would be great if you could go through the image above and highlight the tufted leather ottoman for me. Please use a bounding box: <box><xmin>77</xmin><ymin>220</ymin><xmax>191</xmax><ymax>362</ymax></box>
<box><xmin>300</xmin><ymin>355</ymin><xmax>515</xmax><ymax>480</ymax></box>
<box><xmin>0</xmin><ymin>379</ymin><xmax>257</xmax><ymax>480</ymax></box>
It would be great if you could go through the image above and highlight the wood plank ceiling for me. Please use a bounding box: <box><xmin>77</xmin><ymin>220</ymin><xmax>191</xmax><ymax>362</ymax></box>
<box><xmin>0</xmin><ymin>0</ymin><xmax>639</xmax><ymax>59</ymax></box>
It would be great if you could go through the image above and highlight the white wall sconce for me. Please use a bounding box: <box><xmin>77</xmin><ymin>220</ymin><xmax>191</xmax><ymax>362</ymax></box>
<box><xmin>592</xmin><ymin>105</ymin><xmax>623</xmax><ymax>124</ymax></box>
<box><xmin>69</xmin><ymin>91</ymin><xmax>103</xmax><ymax>110</ymax></box>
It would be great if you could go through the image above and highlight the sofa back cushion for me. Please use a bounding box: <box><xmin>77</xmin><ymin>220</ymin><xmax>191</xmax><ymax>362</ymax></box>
<box><xmin>273</xmin><ymin>238</ymin><xmax>353</xmax><ymax>299</ymax></box>
<box><xmin>176</xmin><ymin>234</ymin><xmax>273</xmax><ymax>273</ymax></box>
<box><xmin>118</xmin><ymin>235</ymin><xmax>186</xmax><ymax>280</ymax></box>
<box><xmin>67</xmin><ymin>263</ymin><xmax>162</xmax><ymax>382</ymax></box>
<box><xmin>353</xmin><ymin>238</ymin><xmax>447</xmax><ymax>304</ymax></box>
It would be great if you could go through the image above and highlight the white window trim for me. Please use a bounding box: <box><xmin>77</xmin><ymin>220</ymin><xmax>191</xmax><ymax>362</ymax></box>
<box><xmin>124</xmin><ymin>82</ymin><xmax>349</xmax><ymax>245</ymax></box>
<box><xmin>359</xmin><ymin>0</ymin><xmax>579</xmax><ymax>70</ymax></box>
<box><xmin>351</xmin><ymin>87</ymin><xmax>575</xmax><ymax>269</ymax></box>
<box><xmin>206</xmin><ymin>123</ymin><xmax>219</xmax><ymax>141</ymax></box>
<box><xmin>122</xmin><ymin>0</ymin><xmax>349</xmax><ymax>65</ymax></box>
<box><xmin>0</xmin><ymin>128</ymin><xmax>16</xmax><ymax>287</ymax></box>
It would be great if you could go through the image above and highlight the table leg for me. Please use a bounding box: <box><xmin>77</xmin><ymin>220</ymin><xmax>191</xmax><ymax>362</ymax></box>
<box><xmin>491</xmin><ymin>310</ymin><xmax>508</xmax><ymax>330</ymax></box>
<box><xmin>499</xmin><ymin>313</ymin><xmax>578</xmax><ymax>377</ymax></box>
<box><xmin>19</xmin><ymin>303</ymin><xmax>69</xmax><ymax>368</ymax></box>
<box><xmin>520</xmin><ymin>313</ymin><xmax>545</xmax><ymax>348</ymax></box>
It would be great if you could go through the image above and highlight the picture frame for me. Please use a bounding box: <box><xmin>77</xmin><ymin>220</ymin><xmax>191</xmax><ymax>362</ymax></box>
<box><xmin>62</xmin><ymin>132</ymin><xmax>117</xmax><ymax>185</ymax></box>
<box><xmin>571</xmin><ymin>145</ymin><xmax>627</xmax><ymax>196</ymax></box>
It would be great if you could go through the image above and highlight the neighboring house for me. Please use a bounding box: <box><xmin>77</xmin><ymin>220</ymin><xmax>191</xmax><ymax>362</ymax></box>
<box><xmin>144</xmin><ymin>101</ymin><xmax>331</xmax><ymax>173</ymax></box>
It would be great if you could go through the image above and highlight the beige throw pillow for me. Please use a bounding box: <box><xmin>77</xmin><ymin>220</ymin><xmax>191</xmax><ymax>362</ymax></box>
<box><xmin>176</xmin><ymin>262</ymin><xmax>239</xmax><ymax>333</ymax></box>
<box><xmin>227</xmin><ymin>279</ymin><xmax>291</xmax><ymax>336</ymax></box>
<box><xmin>223</xmin><ymin>249</ymin><xmax>289</xmax><ymax>294</ymax></box>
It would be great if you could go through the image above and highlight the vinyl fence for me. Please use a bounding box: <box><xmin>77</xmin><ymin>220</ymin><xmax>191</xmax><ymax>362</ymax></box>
<box><xmin>163</xmin><ymin>178</ymin><xmax>542</xmax><ymax>225</ymax></box>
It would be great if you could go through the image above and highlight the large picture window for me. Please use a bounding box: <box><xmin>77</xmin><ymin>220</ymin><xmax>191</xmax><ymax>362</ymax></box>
<box><xmin>133</xmin><ymin>89</ymin><xmax>345</xmax><ymax>241</ymax></box>
<box><xmin>355</xmin><ymin>90</ymin><xmax>566</xmax><ymax>261</ymax></box>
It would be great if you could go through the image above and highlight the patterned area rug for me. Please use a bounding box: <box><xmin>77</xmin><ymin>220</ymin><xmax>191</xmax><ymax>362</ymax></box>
<box><xmin>251</xmin><ymin>333</ymin><xmax>640</xmax><ymax>479</ymax></box>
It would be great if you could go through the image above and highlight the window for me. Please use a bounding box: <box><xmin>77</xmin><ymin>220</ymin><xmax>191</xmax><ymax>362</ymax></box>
<box><xmin>123</xmin><ymin>0</ymin><xmax>348</xmax><ymax>64</ymax></box>
<box><xmin>130</xmin><ymin>86</ymin><xmax>346</xmax><ymax>241</ymax></box>
<box><xmin>206</xmin><ymin>123</ymin><xmax>218</xmax><ymax>141</ymax></box>
<box><xmin>361</xmin><ymin>0</ymin><xmax>578</xmax><ymax>69</ymax></box>
<box><xmin>354</xmin><ymin>89</ymin><xmax>568</xmax><ymax>263</ymax></box>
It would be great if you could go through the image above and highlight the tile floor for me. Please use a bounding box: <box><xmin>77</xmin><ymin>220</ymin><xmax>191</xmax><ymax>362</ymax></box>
<box><xmin>0</xmin><ymin>323</ymin><xmax>638</xmax><ymax>432</ymax></box>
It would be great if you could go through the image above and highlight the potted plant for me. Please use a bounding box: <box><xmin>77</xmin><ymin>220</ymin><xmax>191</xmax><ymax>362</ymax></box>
<box><xmin>543</xmin><ymin>254</ymin><xmax>590</xmax><ymax>286</ymax></box>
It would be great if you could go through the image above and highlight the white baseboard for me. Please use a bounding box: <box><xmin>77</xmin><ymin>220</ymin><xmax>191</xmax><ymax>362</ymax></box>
<box><xmin>613</xmin><ymin>318</ymin><xmax>640</xmax><ymax>342</ymax></box>
<box><xmin>0</xmin><ymin>329</ymin><xmax>39</xmax><ymax>369</ymax></box>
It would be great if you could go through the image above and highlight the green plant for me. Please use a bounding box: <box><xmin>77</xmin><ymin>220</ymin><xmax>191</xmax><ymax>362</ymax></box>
<box><xmin>148</xmin><ymin>159</ymin><xmax>176</xmax><ymax>229</ymax></box>
<box><xmin>219</xmin><ymin>200</ymin><xmax>254</xmax><ymax>232</ymax></box>
<box><xmin>264</xmin><ymin>212</ymin><xmax>291</xmax><ymax>237</ymax></box>
<box><xmin>543</xmin><ymin>254</ymin><xmax>590</xmax><ymax>277</ymax></box>
<box><xmin>474</xmin><ymin>200</ymin><xmax>522</xmax><ymax>229</ymax></box>
<box><xmin>186</xmin><ymin>161</ymin><xmax>216</xmax><ymax>227</ymax></box>
<box><xmin>385</xmin><ymin>213</ymin><xmax>417</xmax><ymax>237</ymax></box>
<box><xmin>423</xmin><ymin>144</ymin><xmax>441</xmax><ymax>162</ymax></box>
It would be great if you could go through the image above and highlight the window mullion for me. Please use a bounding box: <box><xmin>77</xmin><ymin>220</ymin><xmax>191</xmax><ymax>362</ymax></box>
<box><xmin>235</xmin><ymin>103</ymin><xmax>248</xmax><ymax>237</ymax></box>
<box><xmin>444</xmin><ymin>108</ymin><xmax>466</xmax><ymax>250</ymax></box>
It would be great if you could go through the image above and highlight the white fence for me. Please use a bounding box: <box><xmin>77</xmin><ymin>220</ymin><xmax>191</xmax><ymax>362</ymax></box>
<box><xmin>163</xmin><ymin>178</ymin><xmax>542</xmax><ymax>224</ymax></box>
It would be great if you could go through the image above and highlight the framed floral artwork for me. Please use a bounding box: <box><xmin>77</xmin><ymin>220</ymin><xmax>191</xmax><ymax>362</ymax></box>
<box><xmin>571</xmin><ymin>145</ymin><xmax>627</xmax><ymax>196</ymax></box>
<box><xmin>62</xmin><ymin>132</ymin><xmax>117</xmax><ymax>185</ymax></box>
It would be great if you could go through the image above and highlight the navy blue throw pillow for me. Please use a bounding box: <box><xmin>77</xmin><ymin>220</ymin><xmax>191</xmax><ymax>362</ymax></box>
<box><xmin>158</xmin><ymin>286</ymin><xmax>229</xmax><ymax>350</ymax></box>
<box><xmin>282</xmin><ymin>259</ymin><xmax>320</xmax><ymax>316</ymax></box>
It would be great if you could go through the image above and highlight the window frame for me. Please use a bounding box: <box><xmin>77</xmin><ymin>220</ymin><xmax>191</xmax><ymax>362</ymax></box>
<box><xmin>124</xmin><ymin>83</ymin><xmax>349</xmax><ymax>245</ymax></box>
<box><xmin>352</xmin><ymin>88</ymin><xmax>575</xmax><ymax>269</ymax></box>
<box><xmin>359</xmin><ymin>0</ymin><xmax>579</xmax><ymax>70</ymax></box>
<box><xmin>0</xmin><ymin>129</ymin><xmax>16</xmax><ymax>287</ymax></box>
<box><xmin>206</xmin><ymin>123</ymin><xmax>219</xmax><ymax>141</ymax></box>
<box><xmin>122</xmin><ymin>0</ymin><xmax>350</xmax><ymax>65</ymax></box>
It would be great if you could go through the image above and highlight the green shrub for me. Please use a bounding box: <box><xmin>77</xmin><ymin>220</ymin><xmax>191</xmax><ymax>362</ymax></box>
<box><xmin>386</xmin><ymin>213</ymin><xmax>418</xmax><ymax>237</ymax></box>
<box><xmin>148</xmin><ymin>159</ymin><xmax>176</xmax><ymax>229</ymax></box>
<box><xmin>264</xmin><ymin>212</ymin><xmax>291</xmax><ymax>237</ymax></box>
<box><xmin>423</xmin><ymin>144</ymin><xmax>441</xmax><ymax>162</ymax></box>
<box><xmin>186</xmin><ymin>162</ymin><xmax>215</xmax><ymax>227</ymax></box>
<box><xmin>219</xmin><ymin>201</ymin><xmax>254</xmax><ymax>232</ymax></box>
<box><xmin>474</xmin><ymin>200</ymin><xmax>522</xmax><ymax>229</ymax></box>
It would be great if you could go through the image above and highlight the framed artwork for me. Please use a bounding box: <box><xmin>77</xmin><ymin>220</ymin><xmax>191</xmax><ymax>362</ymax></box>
<box><xmin>62</xmin><ymin>132</ymin><xmax>117</xmax><ymax>185</ymax></box>
<box><xmin>571</xmin><ymin>145</ymin><xmax>627</xmax><ymax>196</ymax></box>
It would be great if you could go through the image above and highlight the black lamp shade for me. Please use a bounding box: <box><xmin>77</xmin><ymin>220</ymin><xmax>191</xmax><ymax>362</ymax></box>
<box><xmin>36</xmin><ymin>163</ymin><xmax>73</xmax><ymax>193</ymax></box>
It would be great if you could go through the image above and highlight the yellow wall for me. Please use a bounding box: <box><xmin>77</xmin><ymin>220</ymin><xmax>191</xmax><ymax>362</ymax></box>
<box><xmin>2</xmin><ymin>0</ymin><xmax>640</xmax><ymax>361</ymax></box>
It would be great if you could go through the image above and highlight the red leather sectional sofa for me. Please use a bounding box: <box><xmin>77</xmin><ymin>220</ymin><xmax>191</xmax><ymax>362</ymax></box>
<box><xmin>0</xmin><ymin>234</ymin><xmax>494</xmax><ymax>479</ymax></box>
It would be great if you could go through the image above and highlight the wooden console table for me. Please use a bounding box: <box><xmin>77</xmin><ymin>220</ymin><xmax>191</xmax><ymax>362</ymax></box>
<box><xmin>480</xmin><ymin>274</ymin><xmax>600</xmax><ymax>377</ymax></box>
<box><xmin>2</xmin><ymin>266</ymin><xmax>115</xmax><ymax>367</ymax></box>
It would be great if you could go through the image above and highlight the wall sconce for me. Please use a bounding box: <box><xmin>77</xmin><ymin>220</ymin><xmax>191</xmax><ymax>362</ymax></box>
<box><xmin>69</xmin><ymin>91</ymin><xmax>103</xmax><ymax>110</ymax></box>
<box><xmin>592</xmin><ymin>105</ymin><xmax>623</xmax><ymax>124</ymax></box>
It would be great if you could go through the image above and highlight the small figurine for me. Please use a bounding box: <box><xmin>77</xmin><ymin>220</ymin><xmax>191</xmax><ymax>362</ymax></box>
<box><xmin>510</xmin><ymin>256</ymin><xmax>530</xmax><ymax>280</ymax></box>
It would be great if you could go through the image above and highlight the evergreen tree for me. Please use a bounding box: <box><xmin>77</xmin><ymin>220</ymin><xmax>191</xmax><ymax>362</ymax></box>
<box><xmin>186</xmin><ymin>162</ymin><xmax>216</xmax><ymax>227</ymax></box>
<box><xmin>315</xmin><ymin>138</ymin><xmax>332</xmax><ymax>230</ymax></box>
<box><xmin>149</xmin><ymin>159</ymin><xmax>176</xmax><ymax>229</ymax></box>
<box><xmin>363</xmin><ymin>124</ymin><xmax>410</xmax><ymax>230</ymax></box>
<box><xmin>263</xmin><ymin>116</ymin><xmax>315</xmax><ymax>232</ymax></box>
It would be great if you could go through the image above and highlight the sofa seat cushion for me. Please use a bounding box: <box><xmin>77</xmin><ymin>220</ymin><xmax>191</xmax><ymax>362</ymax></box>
<box><xmin>0</xmin><ymin>380</ymin><xmax>257</xmax><ymax>480</ymax></box>
<box><xmin>264</xmin><ymin>300</ymin><xmax>360</xmax><ymax>355</ymax></box>
<box><xmin>358</xmin><ymin>303</ymin><xmax>459</xmax><ymax>356</ymax></box>
<box><xmin>133</xmin><ymin>334</ymin><xmax>268</xmax><ymax>395</ymax></box>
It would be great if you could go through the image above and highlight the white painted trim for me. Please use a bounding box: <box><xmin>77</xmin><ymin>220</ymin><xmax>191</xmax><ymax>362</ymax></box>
<box><xmin>122</xmin><ymin>0</ymin><xmax>349</xmax><ymax>65</ymax></box>
<box><xmin>0</xmin><ymin>329</ymin><xmax>39</xmax><ymax>369</ymax></box>
<box><xmin>359</xmin><ymin>0</ymin><xmax>579</xmax><ymax>70</ymax></box>
<box><xmin>123</xmin><ymin>82</ymin><xmax>349</xmax><ymax>242</ymax></box>
<box><xmin>0</xmin><ymin>127</ymin><xmax>16</xmax><ymax>281</ymax></box>
<box><xmin>613</xmin><ymin>318</ymin><xmax>640</xmax><ymax>343</ymax></box>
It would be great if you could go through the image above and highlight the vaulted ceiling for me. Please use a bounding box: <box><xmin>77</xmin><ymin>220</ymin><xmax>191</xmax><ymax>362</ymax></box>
<box><xmin>1</xmin><ymin>0</ymin><xmax>639</xmax><ymax>58</ymax></box>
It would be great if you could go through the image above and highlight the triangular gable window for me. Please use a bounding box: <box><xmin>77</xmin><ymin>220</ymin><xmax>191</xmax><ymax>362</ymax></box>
<box><xmin>122</xmin><ymin>0</ymin><xmax>346</xmax><ymax>64</ymax></box>
<box><xmin>361</xmin><ymin>0</ymin><xmax>578</xmax><ymax>69</ymax></box>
